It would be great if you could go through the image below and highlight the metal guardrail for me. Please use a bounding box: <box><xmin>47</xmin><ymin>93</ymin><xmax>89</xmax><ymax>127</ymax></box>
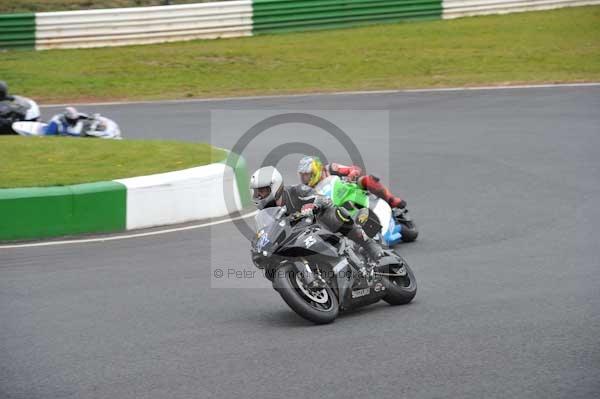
<box><xmin>443</xmin><ymin>0</ymin><xmax>599</xmax><ymax>18</ymax></box>
<box><xmin>252</xmin><ymin>0</ymin><xmax>443</xmax><ymax>34</ymax></box>
<box><xmin>35</xmin><ymin>1</ymin><xmax>252</xmax><ymax>50</ymax></box>
<box><xmin>0</xmin><ymin>0</ymin><xmax>598</xmax><ymax>50</ymax></box>
<box><xmin>0</xmin><ymin>13</ymin><xmax>35</xmax><ymax>49</ymax></box>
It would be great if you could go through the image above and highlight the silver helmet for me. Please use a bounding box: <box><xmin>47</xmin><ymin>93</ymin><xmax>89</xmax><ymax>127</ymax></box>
<box><xmin>249</xmin><ymin>166</ymin><xmax>284</xmax><ymax>210</ymax></box>
<box><xmin>64</xmin><ymin>106</ymin><xmax>80</xmax><ymax>126</ymax></box>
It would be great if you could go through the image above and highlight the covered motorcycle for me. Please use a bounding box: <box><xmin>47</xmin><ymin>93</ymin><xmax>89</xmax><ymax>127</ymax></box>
<box><xmin>315</xmin><ymin>175</ymin><xmax>418</xmax><ymax>246</ymax></box>
<box><xmin>251</xmin><ymin>206</ymin><xmax>417</xmax><ymax>324</ymax></box>
<box><xmin>0</xmin><ymin>95</ymin><xmax>40</xmax><ymax>134</ymax></box>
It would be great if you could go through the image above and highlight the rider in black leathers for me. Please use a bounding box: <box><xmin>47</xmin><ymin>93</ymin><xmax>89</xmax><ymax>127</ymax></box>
<box><xmin>0</xmin><ymin>81</ymin><xmax>40</xmax><ymax>134</ymax></box>
<box><xmin>0</xmin><ymin>81</ymin><xmax>17</xmax><ymax>133</ymax></box>
<box><xmin>249</xmin><ymin>166</ymin><xmax>383</xmax><ymax>262</ymax></box>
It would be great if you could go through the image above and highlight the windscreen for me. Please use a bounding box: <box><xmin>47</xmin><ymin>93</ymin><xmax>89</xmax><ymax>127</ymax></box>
<box><xmin>254</xmin><ymin>207</ymin><xmax>283</xmax><ymax>232</ymax></box>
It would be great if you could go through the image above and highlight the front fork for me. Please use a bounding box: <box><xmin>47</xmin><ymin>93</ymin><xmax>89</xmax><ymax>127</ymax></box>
<box><xmin>294</xmin><ymin>258</ymin><xmax>327</xmax><ymax>290</ymax></box>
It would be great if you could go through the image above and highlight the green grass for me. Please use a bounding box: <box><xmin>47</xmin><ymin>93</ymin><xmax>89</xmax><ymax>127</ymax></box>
<box><xmin>0</xmin><ymin>0</ymin><xmax>212</xmax><ymax>13</ymax></box>
<box><xmin>0</xmin><ymin>136</ymin><xmax>227</xmax><ymax>188</ymax></box>
<box><xmin>1</xmin><ymin>6</ymin><xmax>599</xmax><ymax>103</ymax></box>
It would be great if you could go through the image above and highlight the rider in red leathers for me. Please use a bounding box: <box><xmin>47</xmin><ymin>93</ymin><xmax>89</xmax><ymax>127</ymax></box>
<box><xmin>297</xmin><ymin>156</ymin><xmax>407</xmax><ymax>210</ymax></box>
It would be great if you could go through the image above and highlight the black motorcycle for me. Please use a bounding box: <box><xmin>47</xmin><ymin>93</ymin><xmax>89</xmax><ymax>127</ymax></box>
<box><xmin>0</xmin><ymin>96</ymin><xmax>41</xmax><ymax>134</ymax></box>
<box><xmin>251</xmin><ymin>206</ymin><xmax>417</xmax><ymax>324</ymax></box>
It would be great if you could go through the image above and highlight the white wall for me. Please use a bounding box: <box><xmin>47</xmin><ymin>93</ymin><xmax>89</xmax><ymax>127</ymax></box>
<box><xmin>115</xmin><ymin>163</ymin><xmax>243</xmax><ymax>230</ymax></box>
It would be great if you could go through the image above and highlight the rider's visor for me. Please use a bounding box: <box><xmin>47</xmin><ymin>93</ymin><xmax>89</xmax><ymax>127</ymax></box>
<box><xmin>253</xmin><ymin>186</ymin><xmax>271</xmax><ymax>200</ymax></box>
<box><xmin>299</xmin><ymin>172</ymin><xmax>312</xmax><ymax>185</ymax></box>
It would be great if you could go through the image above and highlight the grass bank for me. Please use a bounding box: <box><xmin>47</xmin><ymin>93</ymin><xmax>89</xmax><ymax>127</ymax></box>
<box><xmin>0</xmin><ymin>136</ymin><xmax>226</xmax><ymax>188</ymax></box>
<box><xmin>1</xmin><ymin>7</ymin><xmax>599</xmax><ymax>103</ymax></box>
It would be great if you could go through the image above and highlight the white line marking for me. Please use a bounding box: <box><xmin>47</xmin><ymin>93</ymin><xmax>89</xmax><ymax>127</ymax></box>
<box><xmin>41</xmin><ymin>83</ymin><xmax>600</xmax><ymax>107</ymax></box>
<box><xmin>402</xmin><ymin>83</ymin><xmax>600</xmax><ymax>92</ymax></box>
<box><xmin>0</xmin><ymin>211</ymin><xmax>257</xmax><ymax>250</ymax></box>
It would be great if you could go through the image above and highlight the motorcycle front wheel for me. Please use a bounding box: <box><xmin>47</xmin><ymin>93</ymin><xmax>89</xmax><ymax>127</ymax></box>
<box><xmin>273</xmin><ymin>264</ymin><xmax>339</xmax><ymax>324</ymax></box>
<box><xmin>399</xmin><ymin>220</ymin><xmax>418</xmax><ymax>242</ymax></box>
<box><xmin>382</xmin><ymin>255</ymin><xmax>417</xmax><ymax>305</ymax></box>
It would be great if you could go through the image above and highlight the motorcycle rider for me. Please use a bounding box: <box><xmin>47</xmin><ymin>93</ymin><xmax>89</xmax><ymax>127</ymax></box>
<box><xmin>250</xmin><ymin>166</ymin><xmax>383</xmax><ymax>263</ymax></box>
<box><xmin>0</xmin><ymin>81</ymin><xmax>19</xmax><ymax>133</ymax></box>
<box><xmin>297</xmin><ymin>155</ymin><xmax>407</xmax><ymax>209</ymax></box>
<box><xmin>0</xmin><ymin>81</ymin><xmax>14</xmax><ymax>102</ymax></box>
<box><xmin>45</xmin><ymin>106</ymin><xmax>121</xmax><ymax>139</ymax></box>
<box><xmin>0</xmin><ymin>81</ymin><xmax>41</xmax><ymax>134</ymax></box>
<box><xmin>46</xmin><ymin>107</ymin><xmax>90</xmax><ymax>136</ymax></box>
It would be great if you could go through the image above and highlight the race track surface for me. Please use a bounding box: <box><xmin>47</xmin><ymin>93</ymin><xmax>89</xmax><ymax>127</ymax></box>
<box><xmin>2</xmin><ymin>87</ymin><xmax>599</xmax><ymax>398</ymax></box>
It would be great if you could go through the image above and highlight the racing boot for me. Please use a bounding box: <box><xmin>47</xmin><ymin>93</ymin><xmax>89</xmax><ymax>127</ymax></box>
<box><xmin>347</xmin><ymin>225</ymin><xmax>383</xmax><ymax>262</ymax></box>
<box><xmin>360</xmin><ymin>239</ymin><xmax>386</xmax><ymax>283</ymax></box>
<box><xmin>347</xmin><ymin>226</ymin><xmax>391</xmax><ymax>278</ymax></box>
<box><xmin>363</xmin><ymin>239</ymin><xmax>384</xmax><ymax>262</ymax></box>
<box><xmin>359</xmin><ymin>175</ymin><xmax>406</xmax><ymax>209</ymax></box>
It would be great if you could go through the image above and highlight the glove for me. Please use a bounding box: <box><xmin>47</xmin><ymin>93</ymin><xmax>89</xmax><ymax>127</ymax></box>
<box><xmin>312</xmin><ymin>195</ymin><xmax>331</xmax><ymax>211</ymax></box>
<box><xmin>300</xmin><ymin>203</ymin><xmax>317</xmax><ymax>217</ymax></box>
<box><xmin>290</xmin><ymin>211</ymin><xmax>310</xmax><ymax>222</ymax></box>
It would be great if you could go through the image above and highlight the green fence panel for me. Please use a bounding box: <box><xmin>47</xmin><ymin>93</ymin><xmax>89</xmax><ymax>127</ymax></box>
<box><xmin>0</xmin><ymin>181</ymin><xmax>126</xmax><ymax>241</ymax></box>
<box><xmin>0</xmin><ymin>13</ymin><xmax>35</xmax><ymax>50</ymax></box>
<box><xmin>253</xmin><ymin>0</ymin><xmax>442</xmax><ymax>34</ymax></box>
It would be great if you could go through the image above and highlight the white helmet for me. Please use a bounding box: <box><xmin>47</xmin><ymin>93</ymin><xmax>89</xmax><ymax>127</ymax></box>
<box><xmin>249</xmin><ymin>166</ymin><xmax>284</xmax><ymax>210</ymax></box>
<box><xmin>64</xmin><ymin>107</ymin><xmax>79</xmax><ymax>126</ymax></box>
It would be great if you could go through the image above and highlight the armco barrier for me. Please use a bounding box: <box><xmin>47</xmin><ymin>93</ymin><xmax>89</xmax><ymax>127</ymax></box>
<box><xmin>0</xmin><ymin>156</ymin><xmax>249</xmax><ymax>242</ymax></box>
<box><xmin>0</xmin><ymin>13</ymin><xmax>35</xmax><ymax>50</ymax></box>
<box><xmin>443</xmin><ymin>0</ymin><xmax>599</xmax><ymax>18</ymax></box>
<box><xmin>35</xmin><ymin>1</ymin><xmax>252</xmax><ymax>49</ymax></box>
<box><xmin>1</xmin><ymin>1</ymin><xmax>598</xmax><ymax>50</ymax></box>
<box><xmin>252</xmin><ymin>0</ymin><xmax>442</xmax><ymax>34</ymax></box>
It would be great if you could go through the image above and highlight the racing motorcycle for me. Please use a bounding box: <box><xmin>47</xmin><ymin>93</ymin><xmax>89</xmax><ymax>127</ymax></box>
<box><xmin>251</xmin><ymin>206</ymin><xmax>417</xmax><ymax>324</ymax></box>
<box><xmin>0</xmin><ymin>95</ymin><xmax>40</xmax><ymax>134</ymax></box>
<box><xmin>315</xmin><ymin>175</ymin><xmax>418</xmax><ymax>246</ymax></box>
<box><xmin>11</xmin><ymin>114</ymin><xmax>122</xmax><ymax>140</ymax></box>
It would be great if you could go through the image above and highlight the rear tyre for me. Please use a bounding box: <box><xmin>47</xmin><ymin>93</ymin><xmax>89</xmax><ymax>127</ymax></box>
<box><xmin>273</xmin><ymin>264</ymin><xmax>339</xmax><ymax>324</ymax></box>
<box><xmin>382</xmin><ymin>255</ymin><xmax>417</xmax><ymax>305</ymax></box>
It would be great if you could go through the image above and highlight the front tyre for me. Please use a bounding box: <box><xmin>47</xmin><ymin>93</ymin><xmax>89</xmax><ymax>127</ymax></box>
<box><xmin>273</xmin><ymin>264</ymin><xmax>339</xmax><ymax>324</ymax></box>
<box><xmin>400</xmin><ymin>221</ymin><xmax>418</xmax><ymax>242</ymax></box>
<box><xmin>393</xmin><ymin>208</ymin><xmax>418</xmax><ymax>242</ymax></box>
<box><xmin>382</xmin><ymin>255</ymin><xmax>417</xmax><ymax>305</ymax></box>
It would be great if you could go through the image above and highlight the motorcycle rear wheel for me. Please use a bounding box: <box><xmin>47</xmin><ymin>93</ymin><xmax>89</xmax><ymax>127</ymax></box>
<box><xmin>274</xmin><ymin>264</ymin><xmax>339</xmax><ymax>324</ymax></box>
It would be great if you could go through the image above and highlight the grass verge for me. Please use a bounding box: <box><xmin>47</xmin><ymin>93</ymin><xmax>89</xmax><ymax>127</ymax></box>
<box><xmin>1</xmin><ymin>6</ymin><xmax>599</xmax><ymax>103</ymax></box>
<box><xmin>0</xmin><ymin>136</ymin><xmax>227</xmax><ymax>188</ymax></box>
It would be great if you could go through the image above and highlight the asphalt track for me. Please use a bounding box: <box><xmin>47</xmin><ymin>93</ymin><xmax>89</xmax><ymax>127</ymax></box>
<box><xmin>2</xmin><ymin>86</ymin><xmax>600</xmax><ymax>398</ymax></box>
